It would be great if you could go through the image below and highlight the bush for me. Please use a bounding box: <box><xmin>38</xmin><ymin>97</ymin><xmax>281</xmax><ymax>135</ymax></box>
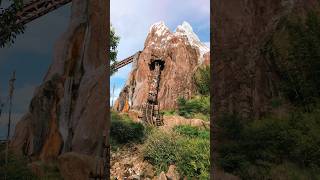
<box><xmin>264</xmin><ymin>11</ymin><xmax>320</xmax><ymax>110</ymax></box>
<box><xmin>110</xmin><ymin>111</ymin><xmax>145</xmax><ymax>145</ymax></box>
<box><xmin>175</xmin><ymin>138</ymin><xmax>210</xmax><ymax>179</ymax></box>
<box><xmin>162</xmin><ymin>109</ymin><xmax>177</xmax><ymax>116</ymax></box>
<box><xmin>0</xmin><ymin>145</ymin><xmax>37</xmax><ymax>179</ymax></box>
<box><xmin>143</xmin><ymin>129</ymin><xmax>210</xmax><ymax>179</ymax></box>
<box><xmin>173</xmin><ymin>125</ymin><xmax>209</xmax><ymax>139</ymax></box>
<box><xmin>193</xmin><ymin>65</ymin><xmax>210</xmax><ymax>96</ymax></box>
<box><xmin>177</xmin><ymin>96</ymin><xmax>210</xmax><ymax>121</ymax></box>
<box><xmin>216</xmin><ymin>109</ymin><xmax>320</xmax><ymax>179</ymax></box>
<box><xmin>143</xmin><ymin>130</ymin><xmax>179</xmax><ymax>173</ymax></box>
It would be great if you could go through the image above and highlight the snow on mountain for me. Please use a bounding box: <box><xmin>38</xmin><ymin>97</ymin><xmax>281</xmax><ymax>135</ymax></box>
<box><xmin>147</xmin><ymin>21</ymin><xmax>209</xmax><ymax>64</ymax></box>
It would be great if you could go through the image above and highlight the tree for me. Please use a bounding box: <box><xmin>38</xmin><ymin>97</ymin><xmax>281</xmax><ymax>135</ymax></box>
<box><xmin>193</xmin><ymin>65</ymin><xmax>210</xmax><ymax>96</ymax></box>
<box><xmin>110</xmin><ymin>25</ymin><xmax>120</xmax><ymax>75</ymax></box>
<box><xmin>0</xmin><ymin>0</ymin><xmax>25</xmax><ymax>47</ymax></box>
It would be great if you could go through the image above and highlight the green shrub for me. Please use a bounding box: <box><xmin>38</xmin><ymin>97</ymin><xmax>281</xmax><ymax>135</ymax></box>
<box><xmin>143</xmin><ymin>129</ymin><xmax>210</xmax><ymax>179</ymax></box>
<box><xmin>264</xmin><ymin>11</ymin><xmax>320</xmax><ymax>110</ymax></box>
<box><xmin>216</xmin><ymin>109</ymin><xmax>320</xmax><ymax>179</ymax></box>
<box><xmin>173</xmin><ymin>125</ymin><xmax>209</xmax><ymax>139</ymax></box>
<box><xmin>175</xmin><ymin>138</ymin><xmax>210</xmax><ymax>179</ymax></box>
<box><xmin>110</xmin><ymin>111</ymin><xmax>145</xmax><ymax>144</ymax></box>
<box><xmin>177</xmin><ymin>96</ymin><xmax>210</xmax><ymax>121</ymax></box>
<box><xmin>0</xmin><ymin>147</ymin><xmax>37</xmax><ymax>179</ymax></box>
<box><xmin>143</xmin><ymin>130</ymin><xmax>179</xmax><ymax>173</ymax></box>
<box><xmin>162</xmin><ymin>109</ymin><xmax>177</xmax><ymax>116</ymax></box>
<box><xmin>193</xmin><ymin>65</ymin><xmax>210</xmax><ymax>96</ymax></box>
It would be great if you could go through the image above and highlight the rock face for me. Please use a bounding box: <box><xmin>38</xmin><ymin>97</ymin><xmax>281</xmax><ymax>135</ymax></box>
<box><xmin>212</xmin><ymin>0</ymin><xmax>320</xmax><ymax>119</ymax></box>
<box><xmin>10</xmin><ymin>0</ymin><xmax>108</xmax><ymax>164</ymax></box>
<box><xmin>57</xmin><ymin>152</ymin><xmax>100</xmax><ymax>180</ymax></box>
<box><xmin>114</xmin><ymin>21</ymin><xmax>210</xmax><ymax>112</ymax></box>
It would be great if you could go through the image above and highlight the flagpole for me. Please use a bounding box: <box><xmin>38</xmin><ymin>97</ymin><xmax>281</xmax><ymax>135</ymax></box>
<box><xmin>5</xmin><ymin>70</ymin><xmax>16</xmax><ymax>180</ymax></box>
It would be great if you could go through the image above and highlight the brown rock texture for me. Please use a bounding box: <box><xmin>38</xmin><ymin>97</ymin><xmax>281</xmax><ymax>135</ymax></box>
<box><xmin>161</xmin><ymin>115</ymin><xmax>210</xmax><ymax>130</ymax></box>
<box><xmin>57</xmin><ymin>152</ymin><xmax>100</xmax><ymax>180</ymax></box>
<box><xmin>212</xmin><ymin>0</ymin><xmax>320</xmax><ymax>119</ymax></box>
<box><xmin>10</xmin><ymin>0</ymin><xmax>108</xmax><ymax>163</ymax></box>
<box><xmin>114</xmin><ymin>21</ymin><xmax>210</xmax><ymax>112</ymax></box>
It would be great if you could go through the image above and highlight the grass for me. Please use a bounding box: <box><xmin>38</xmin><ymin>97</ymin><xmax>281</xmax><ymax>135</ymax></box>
<box><xmin>0</xmin><ymin>141</ymin><xmax>62</xmax><ymax>179</ymax></box>
<box><xmin>110</xmin><ymin>111</ymin><xmax>148</xmax><ymax>151</ymax></box>
<box><xmin>143</xmin><ymin>126</ymin><xmax>210</xmax><ymax>179</ymax></box>
<box><xmin>177</xmin><ymin>96</ymin><xmax>210</xmax><ymax>121</ymax></box>
<box><xmin>216</xmin><ymin>108</ymin><xmax>320</xmax><ymax>179</ymax></box>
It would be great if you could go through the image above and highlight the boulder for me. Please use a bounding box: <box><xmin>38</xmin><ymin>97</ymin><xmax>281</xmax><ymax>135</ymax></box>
<box><xmin>166</xmin><ymin>165</ymin><xmax>180</xmax><ymax>180</ymax></box>
<box><xmin>57</xmin><ymin>152</ymin><xmax>101</xmax><ymax>180</ymax></box>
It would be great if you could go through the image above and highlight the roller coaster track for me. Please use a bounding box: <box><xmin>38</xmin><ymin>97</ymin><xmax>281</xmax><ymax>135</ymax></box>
<box><xmin>15</xmin><ymin>0</ymin><xmax>72</xmax><ymax>25</ymax></box>
<box><xmin>112</xmin><ymin>51</ymin><xmax>141</xmax><ymax>71</ymax></box>
<box><xmin>2</xmin><ymin>0</ymin><xmax>140</xmax><ymax>71</ymax></box>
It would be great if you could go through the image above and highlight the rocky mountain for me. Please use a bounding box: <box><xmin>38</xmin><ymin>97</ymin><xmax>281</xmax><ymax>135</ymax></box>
<box><xmin>114</xmin><ymin>21</ymin><xmax>210</xmax><ymax>112</ymax></box>
<box><xmin>10</xmin><ymin>0</ymin><xmax>108</xmax><ymax>166</ymax></box>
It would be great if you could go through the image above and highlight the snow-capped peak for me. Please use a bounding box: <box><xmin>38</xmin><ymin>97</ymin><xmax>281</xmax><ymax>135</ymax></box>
<box><xmin>175</xmin><ymin>21</ymin><xmax>209</xmax><ymax>63</ymax></box>
<box><xmin>149</xmin><ymin>21</ymin><xmax>171</xmax><ymax>37</ymax></box>
<box><xmin>147</xmin><ymin>21</ymin><xmax>209</xmax><ymax>64</ymax></box>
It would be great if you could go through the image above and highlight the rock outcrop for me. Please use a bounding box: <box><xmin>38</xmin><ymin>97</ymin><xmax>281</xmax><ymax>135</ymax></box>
<box><xmin>114</xmin><ymin>21</ymin><xmax>210</xmax><ymax>112</ymax></box>
<box><xmin>10</xmin><ymin>0</ymin><xmax>108</xmax><ymax>165</ymax></box>
<box><xmin>212</xmin><ymin>0</ymin><xmax>320</xmax><ymax>119</ymax></box>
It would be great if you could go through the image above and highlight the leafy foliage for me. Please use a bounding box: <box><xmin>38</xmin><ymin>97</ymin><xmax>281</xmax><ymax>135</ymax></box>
<box><xmin>110</xmin><ymin>111</ymin><xmax>145</xmax><ymax>145</ymax></box>
<box><xmin>143</xmin><ymin>130</ymin><xmax>179</xmax><ymax>173</ymax></box>
<box><xmin>216</xmin><ymin>109</ymin><xmax>320</xmax><ymax>179</ymax></box>
<box><xmin>193</xmin><ymin>65</ymin><xmax>210</xmax><ymax>96</ymax></box>
<box><xmin>173</xmin><ymin>125</ymin><xmax>209</xmax><ymax>139</ymax></box>
<box><xmin>265</xmin><ymin>12</ymin><xmax>320</xmax><ymax>110</ymax></box>
<box><xmin>143</xmin><ymin>127</ymin><xmax>210</xmax><ymax>179</ymax></box>
<box><xmin>0</xmin><ymin>144</ymin><xmax>36</xmax><ymax>179</ymax></box>
<box><xmin>177</xmin><ymin>96</ymin><xmax>210</xmax><ymax>121</ymax></box>
<box><xmin>0</xmin><ymin>0</ymin><xmax>25</xmax><ymax>47</ymax></box>
<box><xmin>110</xmin><ymin>26</ymin><xmax>120</xmax><ymax>75</ymax></box>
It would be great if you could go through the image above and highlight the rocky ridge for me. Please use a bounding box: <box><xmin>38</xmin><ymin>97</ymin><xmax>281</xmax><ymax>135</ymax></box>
<box><xmin>114</xmin><ymin>21</ymin><xmax>210</xmax><ymax>112</ymax></box>
<box><xmin>10</xmin><ymin>0</ymin><xmax>108</xmax><ymax>178</ymax></box>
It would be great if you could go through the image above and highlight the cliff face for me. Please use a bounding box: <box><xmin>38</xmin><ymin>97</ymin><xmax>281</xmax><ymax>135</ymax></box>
<box><xmin>212</xmin><ymin>0</ymin><xmax>320</xmax><ymax>119</ymax></box>
<box><xmin>114</xmin><ymin>22</ymin><xmax>210</xmax><ymax>112</ymax></box>
<box><xmin>10</xmin><ymin>0</ymin><xmax>108</xmax><ymax>161</ymax></box>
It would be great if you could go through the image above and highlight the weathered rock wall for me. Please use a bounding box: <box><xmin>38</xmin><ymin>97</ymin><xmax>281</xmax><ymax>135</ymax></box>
<box><xmin>114</xmin><ymin>22</ymin><xmax>210</xmax><ymax>112</ymax></box>
<box><xmin>212</xmin><ymin>0</ymin><xmax>320</xmax><ymax>119</ymax></box>
<box><xmin>11</xmin><ymin>0</ymin><xmax>108</xmax><ymax>161</ymax></box>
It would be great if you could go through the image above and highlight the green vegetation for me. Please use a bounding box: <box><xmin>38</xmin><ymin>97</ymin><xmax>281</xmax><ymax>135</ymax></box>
<box><xmin>173</xmin><ymin>125</ymin><xmax>209</xmax><ymax>139</ymax></box>
<box><xmin>177</xmin><ymin>96</ymin><xmax>210</xmax><ymax>121</ymax></box>
<box><xmin>216</xmin><ymin>11</ymin><xmax>320</xmax><ymax>180</ymax></box>
<box><xmin>176</xmin><ymin>65</ymin><xmax>210</xmax><ymax>121</ymax></box>
<box><xmin>193</xmin><ymin>65</ymin><xmax>210</xmax><ymax>96</ymax></box>
<box><xmin>162</xmin><ymin>109</ymin><xmax>177</xmax><ymax>116</ymax></box>
<box><xmin>110</xmin><ymin>111</ymin><xmax>146</xmax><ymax>147</ymax></box>
<box><xmin>0</xmin><ymin>0</ymin><xmax>25</xmax><ymax>47</ymax></box>
<box><xmin>264</xmin><ymin>11</ymin><xmax>320</xmax><ymax>111</ymax></box>
<box><xmin>0</xmin><ymin>144</ymin><xmax>36</xmax><ymax>179</ymax></box>
<box><xmin>0</xmin><ymin>144</ymin><xmax>62</xmax><ymax>179</ymax></box>
<box><xmin>143</xmin><ymin>126</ymin><xmax>210</xmax><ymax>179</ymax></box>
<box><xmin>216</xmin><ymin>110</ymin><xmax>320</xmax><ymax>179</ymax></box>
<box><xmin>110</xmin><ymin>25</ymin><xmax>120</xmax><ymax>75</ymax></box>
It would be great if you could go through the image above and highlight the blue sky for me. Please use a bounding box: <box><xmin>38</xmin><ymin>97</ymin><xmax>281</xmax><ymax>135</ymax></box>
<box><xmin>0</xmin><ymin>3</ymin><xmax>71</xmax><ymax>139</ymax></box>
<box><xmin>110</xmin><ymin>0</ymin><xmax>210</xmax><ymax>104</ymax></box>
